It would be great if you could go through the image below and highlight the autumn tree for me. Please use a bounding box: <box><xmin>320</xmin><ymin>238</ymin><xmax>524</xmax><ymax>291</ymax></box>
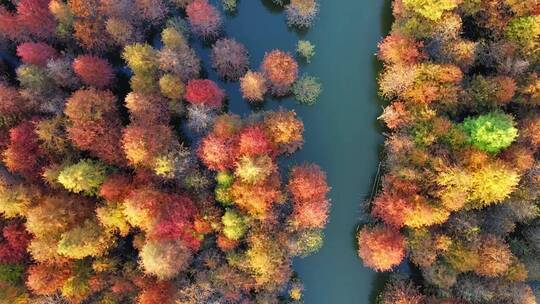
<box><xmin>240</xmin><ymin>71</ymin><xmax>267</xmax><ymax>102</ymax></box>
<box><xmin>378</xmin><ymin>33</ymin><xmax>424</xmax><ymax>65</ymax></box>
<box><xmin>185</xmin><ymin>79</ymin><xmax>225</xmax><ymax>108</ymax></box>
<box><xmin>261</xmin><ymin>50</ymin><xmax>298</xmax><ymax>96</ymax></box>
<box><xmin>211</xmin><ymin>38</ymin><xmax>249</xmax><ymax>80</ymax></box>
<box><xmin>64</xmin><ymin>88</ymin><xmax>125</xmax><ymax>165</ymax></box>
<box><xmin>0</xmin><ymin>183</ymin><xmax>33</xmax><ymax>219</ymax></box>
<box><xmin>26</xmin><ymin>261</ymin><xmax>72</xmax><ymax>295</ymax></box>
<box><xmin>234</xmin><ymin>155</ymin><xmax>276</xmax><ymax>184</ymax></box>
<box><xmin>379</xmin><ymin>279</ymin><xmax>425</xmax><ymax>304</ymax></box>
<box><xmin>3</xmin><ymin>121</ymin><xmax>43</xmax><ymax>180</ymax></box>
<box><xmin>26</xmin><ymin>194</ymin><xmax>94</xmax><ymax>261</ymax></box>
<box><xmin>72</xmin><ymin>55</ymin><xmax>115</xmax><ymax>88</ymax></box>
<box><xmin>0</xmin><ymin>223</ymin><xmax>31</xmax><ymax>264</ymax></box>
<box><xmin>139</xmin><ymin>239</ymin><xmax>193</xmax><ymax>280</ymax></box>
<box><xmin>474</xmin><ymin>235</ymin><xmax>512</xmax><ymax>277</ymax></box>
<box><xmin>123</xmin><ymin>43</ymin><xmax>159</xmax><ymax>93</ymax></box>
<box><xmin>230</xmin><ymin>176</ymin><xmax>281</xmax><ymax>220</ymax></box>
<box><xmin>292</xmin><ymin>74</ymin><xmax>323</xmax><ymax>105</ymax></box>
<box><xmin>16</xmin><ymin>43</ymin><xmax>57</xmax><ymax>66</ymax></box>
<box><xmin>221</xmin><ymin>209</ymin><xmax>247</xmax><ymax>240</ymax></box>
<box><xmin>57</xmin><ymin>219</ymin><xmax>112</xmax><ymax>259</ymax></box>
<box><xmin>288</xmin><ymin>164</ymin><xmax>330</xmax><ymax>229</ymax></box>
<box><xmin>357</xmin><ymin>225</ymin><xmax>405</xmax><ymax>271</ymax></box>
<box><xmin>0</xmin><ymin>84</ymin><xmax>32</xmax><ymax>116</ymax></box>
<box><xmin>285</xmin><ymin>0</ymin><xmax>319</xmax><ymax>28</ymax></box>
<box><xmin>242</xmin><ymin>232</ymin><xmax>290</xmax><ymax>289</ymax></box>
<box><xmin>263</xmin><ymin>110</ymin><xmax>304</xmax><ymax>153</ymax></box>
<box><xmin>69</xmin><ymin>0</ymin><xmax>112</xmax><ymax>51</ymax></box>
<box><xmin>137</xmin><ymin>280</ymin><xmax>176</xmax><ymax>304</ymax></box>
<box><xmin>236</xmin><ymin>124</ymin><xmax>274</xmax><ymax>157</ymax></box>
<box><xmin>159</xmin><ymin>74</ymin><xmax>184</xmax><ymax>100</ymax></box>
<box><xmin>198</xmin><ymin>134</ymin><xmax>236</xmax><ymax>171</ymax></box>
<box><xmin>123</xmin><ymin>187</ymin><xmax>200</xmax><ymax>249</ymax></box>
<box><xmin>401</xmin><ymin>0</ymin><xmax>459</xmax><ymax>22</ymax></box>
<box><xmin>122</xmin><ymin>124</ymin><xmax>175</xmax><ymax>168</ymax></box>
<box><xmin>186</xmin><ymin>0</ymin><xmax>222</xmax><ymax>40</ymax></box>
<box><xmin>16</xmin><ymin>0</ymin><xmax>57</xmax><ymax>40</ymax></box>
<box><xmin>57</xmin><ymin>159</ymin><xmax>109</xmax><ymax>196</ymax></box>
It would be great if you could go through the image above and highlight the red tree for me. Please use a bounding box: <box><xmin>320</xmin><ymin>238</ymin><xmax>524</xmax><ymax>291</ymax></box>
<box><xmin>149</xmin><ymin>193</ymin><xmax>201</xmax><ymax>250</ymax></box>
<box><xmin>99</xmin><ymin>174</ymin><xmax>132</xmax><ymax>202</ymax></box>
<box><xmin>3</xmin><ymin>121</ymin><xmax>43</xmax><ymax>180</ymax></box>
<box><xmin>64</xmin><ymin>89</ymin><xmax>125</xmax><ymax>165</ymax></box>
<box><xmin>137</xmin><ymin>280</ymin><xmax>175</xmax><ymax>304</ymax></box>
<box><xmin>125</xmin><ymin>93</ymin><xmax>170</xmax><ymax>125</ymax></box>
<box><xmin>0</xmin><ymin>223</ymin><xmax>31</xmax><ymax>264</ymax></box>
<box><xmin>186</xmin><ymin>0</ymin><xmax>222</xmax><ymax>39</ymax></box>
<box><xmin>261</xmin><ymin>50</ymin><xmax>298</xmax><ymax>96</ymax></box>
<box><xmin>16</xmin><ymin>0</ymin><xmax>56</xmax><ymax>40</ymax></box>
<box><xmin>26</xmin><ymin>261</ymin><xmax>72</xmax><ymax>295</ymax></box>
<box><xmin>74</xmin><ymin>19</ymin><xmax>111</xmax><ymax>51</ymax></box>
<box><xmin>217</xmin><ymin>234</ymin><xmax>240</xmax><ymax>251</ymax></box>
<box><xmin>185</xmin><ymin>79</ymin><xmax>225</xmax><ymax>108</ymax></box>
<box><xmin>73</xmin><ymin>55</ymin><xmax>115</xmax><ymax>88</ymax></box>
<box><xmin>288</xmin><ymin>164</ymin><xmax>331</xmax><ymax>229</ymax></box>
<box><xmin>212</xmin><ymin>114</ymin><xmax>242</xmax><ymax>138</ymax></box>
<box><xmin>16</xmin><ymin>42</ymin><xmax>57</xmax><ymax>66</ymax></box>
<box><xmin>0</xmin><ymin>84</ymin><xmax>31</xmax><ymax>115</ymax></box>
<box><xmin>0</xmin><ymin>8</ymin><xmax>20</xmax><ymax>40</ymax></box>
<box><xmin>197</xmin><ymin>133</ymin><xmax>236</xmax><ymax>171</ymax></box>
<box><xmin>122</xmin><ymin>124</ymin><xmax>174</xmax><ymax>167</ymax></box>
<box><xmin>378</xmin><ymin>33</ymin><xmax>424</xmax><ymax>65</ymax></box>
<box><xmin>357</xmin><ymin>225</ymin><xmax>405</xmax><ymax>271</ymax></box>
<box><xmin>235</xmin><ymin>124</ymin><xmax>274</xmax><ymax>157</ymax></box>
<box><xmin>371</xmin><ymin>192</ymin><xmax>408</xmax><ymax>228</ymax></box>
<box><xmin>69</xmin><ymin>0</ymin><xmax>112</xmax><ymax>51</ymax></box>
<box><xmin>126</xmin><ymin>188</ymin><xmax>200</xmax><ymax>250</ymax></box>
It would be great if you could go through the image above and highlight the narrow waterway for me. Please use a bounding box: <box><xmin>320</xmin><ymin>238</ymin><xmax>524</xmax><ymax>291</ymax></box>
<box><xmin>193</xmin><ymin>1</ymin><xmax>392</xmax><ymax>302</ymax></box>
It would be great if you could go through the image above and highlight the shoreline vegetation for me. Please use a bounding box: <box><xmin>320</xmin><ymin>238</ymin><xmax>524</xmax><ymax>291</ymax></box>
<box><xmin>0</xmin><ymin>0</ymin><xmax>329</xmax><ymax>303</ymax></box>
<box><xmin>358</xmin><ymin>0</ymin><xmax>540</xmax><ymax>303</ymax></box>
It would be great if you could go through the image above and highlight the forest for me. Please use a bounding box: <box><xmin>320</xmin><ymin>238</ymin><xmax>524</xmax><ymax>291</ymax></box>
<box><xmin>358</xmin><ymin>0</ymin><xmax>540</xmax><ymax>303</ymax></box>
<box><xmin>0</xmin><ymin>0</ymin><xmax>329</xmax><ymax>303</ymax></box>
<box><xmin>3</xmin><ymin>0</ymin><xmax>538</xmax><ymax>303</ymax></box>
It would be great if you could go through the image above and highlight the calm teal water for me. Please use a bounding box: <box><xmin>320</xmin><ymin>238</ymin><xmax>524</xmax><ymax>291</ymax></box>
<box><xmin>194</xmin><ymin>1</ymin><xmax>391</xmax><ymax>302</ymax></box>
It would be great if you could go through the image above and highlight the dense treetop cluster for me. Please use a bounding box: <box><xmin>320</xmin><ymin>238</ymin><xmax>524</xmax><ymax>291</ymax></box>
<box><xmin>0</xmin><ymin>0</ymin><xmax>328</xmax><ymax>303</ymax></box>
<box><xmin>358</xmin><ymin>0</ymin><xmax>540</xmax><ymax>303</ymax></box>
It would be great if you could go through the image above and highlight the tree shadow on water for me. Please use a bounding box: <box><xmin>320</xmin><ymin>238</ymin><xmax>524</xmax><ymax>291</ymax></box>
<box><xmin>366</xmin><ymin>1</ymin><xmax>394</xmax><ymax>303</ymax></box>
<box><xmin>381</xmin><ymin>0</ymin><xmax>393</xmax><ymax>34</ymax></box>
<box><xmin>371</xmin><ymin>0</ymin><xmax>394</xmax><ymax>129</ymax></box>
<box><xmin>260</xmin><ymin>0</ymin><xmax>287</xmax><ymax>14</ymax></box>
<box><xmin>369</xmin><ymin>272</ymin><xmax>391</xmax><ymax>304</ymax></box>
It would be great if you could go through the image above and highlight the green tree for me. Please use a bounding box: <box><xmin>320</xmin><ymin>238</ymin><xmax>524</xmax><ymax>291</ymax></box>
<box><xmin>57</xmin><ymin>159</ymin><xmax>109</xmax><ymax>195</ymax></box>
<box><xmin>293</xmin><ymin>75</ymin><xmax>322</xmax><ymax>105</ymax></box>
<box><xmin>504</xmin><ymin>16</ymin><xmax>540</xmax><ymax>53</ymax></box>
<box><xmin>296</xmin><ymin>40</ymin><xmax>315</xmax><ymax>63</ymax></box>
<box><xmin>57</xmin><ymin>220</ymin><xmax>112</xmax><ymax>259</ymax></box>
<box><xmin>122</xmin><ymin>43</ymin><xmax>159</xmax><ymax>76</ymax></box>
<box><xmin>461</xmin><ymin>112</ymin><xmax>518</xmax><ymax>153</ymax></box>
<box><xmin>222</xmin><ymin>209</ymin><xmax>247</xmax><ymax>240</ymax></box>
<box><xmin>402</xmin><ymin>0</ymin><xmax>459</xmax><ymax>21</ymax></box>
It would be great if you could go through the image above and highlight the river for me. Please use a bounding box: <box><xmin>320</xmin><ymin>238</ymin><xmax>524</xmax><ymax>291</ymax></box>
<box><xmin>192</xmin><ymin>0</ymin><xmax>391</xmax><ymax>302</ymax></box>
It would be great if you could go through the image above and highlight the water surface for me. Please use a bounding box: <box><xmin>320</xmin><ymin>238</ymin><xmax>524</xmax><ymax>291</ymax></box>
<box><xmin>194</xmin><ymin>1</ymin><xmax>391</xmax><ymax>302</ymax></box>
